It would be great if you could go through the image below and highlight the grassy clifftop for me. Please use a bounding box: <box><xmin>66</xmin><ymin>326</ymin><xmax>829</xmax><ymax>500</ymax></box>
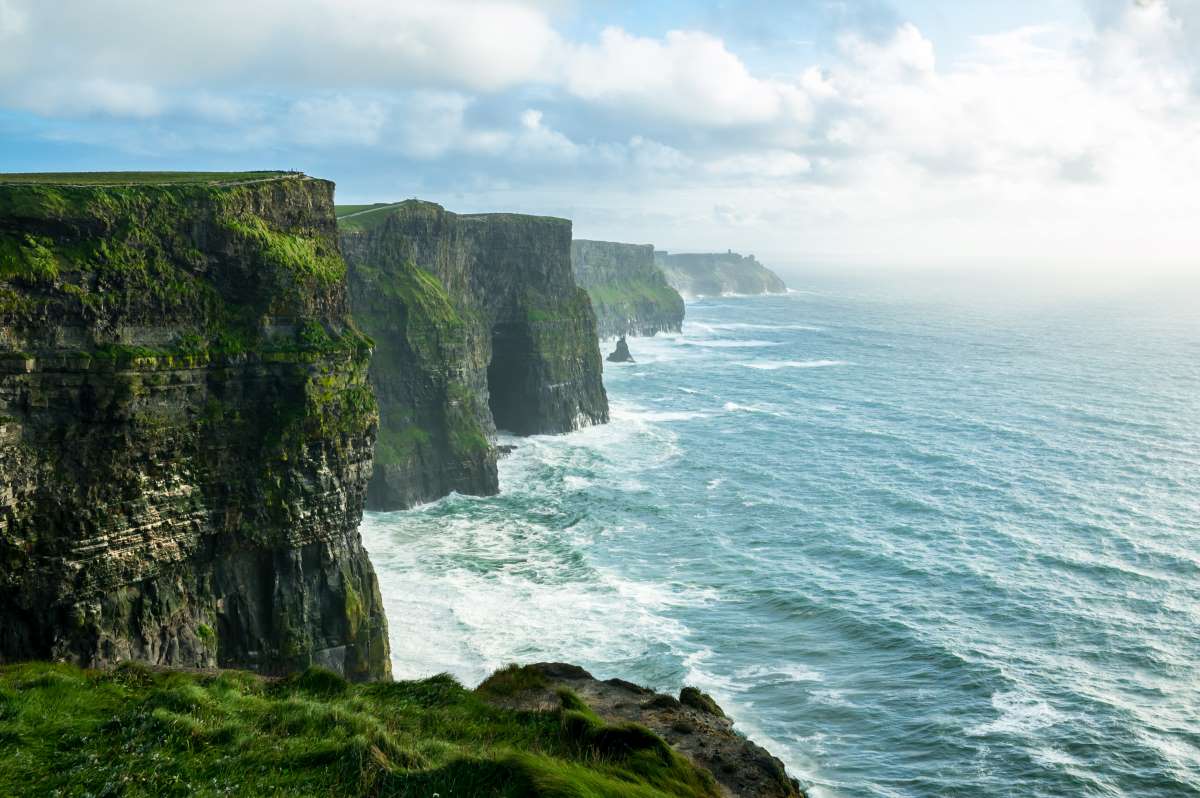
<box><xmin>0</xmin><ymin>662</ymin><xmax>718</xmax><ymax>798</ymax></box>
<box><xmin>0</xmin><ymin>171</ymin><xmax>295</xmax><ymax>186</ymax></box>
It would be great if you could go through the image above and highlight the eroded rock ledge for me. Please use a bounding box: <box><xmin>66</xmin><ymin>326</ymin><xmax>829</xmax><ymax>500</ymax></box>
<box><xmin>0</xmin><ymin>172</ymin><xmax>390</xmax><ymax>680</ymax></box>
<box><xmin>481</xmin><ymin>662</ymin><xmax>806</xmax><ymax>798</ymax></box>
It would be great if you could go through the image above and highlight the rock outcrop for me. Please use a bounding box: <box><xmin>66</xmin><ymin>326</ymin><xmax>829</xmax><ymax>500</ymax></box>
<box><xmin>339</xmin><ymin>201</ymin><xmax>609</xmax><ymax>510</ymax></box>
<box><xmin>655</xmin><ymin>250</ymin><xmax>787</xmax><ymax>298</ymax></box>
<box><xmin>481</xmin><ymin>662</ymin><xmax>806</xmax><ymax>798</ymax></box>
<box><xmin>571</xmin><ymin>239</ymin><xmax>685</xmax><ymax>337</ymax></box>
<box><xmin>607</xmin><ymin>336</ymin><xmax>635</xmax><ymax>363</ymax></box>
<box><xmin>0</xmin><ymin>172</ymin><xmax>390</xmax><ymax>681</ymax></box>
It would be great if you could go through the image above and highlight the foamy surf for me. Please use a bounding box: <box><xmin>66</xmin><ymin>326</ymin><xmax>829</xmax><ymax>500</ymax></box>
<box><xmin>738</xmin><ymin>359</ymin><xmax>847</xmax><ymax>370</ymax></box>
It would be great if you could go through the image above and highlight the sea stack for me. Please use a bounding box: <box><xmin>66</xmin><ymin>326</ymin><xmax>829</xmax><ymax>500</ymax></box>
<box><xmin>607</xmin><ymin>336</ymin><xmax>635</xmax><ymax>363</ymax></box>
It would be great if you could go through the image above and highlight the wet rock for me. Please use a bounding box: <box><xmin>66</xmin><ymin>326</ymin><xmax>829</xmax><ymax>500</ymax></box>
<box><xmin>607</xmin><ymin>336</ymin><xmax>635</xmax><ymax>363</ymax></box>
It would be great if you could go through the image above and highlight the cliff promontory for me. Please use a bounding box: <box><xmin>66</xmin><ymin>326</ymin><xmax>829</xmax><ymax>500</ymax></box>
<box><xmin>655</xmin><ymin>250</ymin><xmax>787</xmax><ymax>298</ymax></box>
<box><xmin>339</xmin><ymin>201</ymin><xmax>609</xmax><ymax>510</ymax></box>
<box><xmin>571</xmin><ymin>239</ymin><xmax>685</xmax><ymax>338</ymax></box>
<box><xmin>0</xmin><ymin>172</ymin><xmax>390</xmax><ymax>681</ymax></box>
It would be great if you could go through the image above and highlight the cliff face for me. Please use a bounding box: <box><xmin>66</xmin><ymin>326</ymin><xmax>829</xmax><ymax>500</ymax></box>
<box><xmin>0</xmin><ymin>173</ymin><xmax>390</xmax><ymax>681</ymax></box>
<box><xmin>655</xmin><ymin>250</ymin><xmax>787</xmax><ymax>298</ymax></box>
<box><xmin>339</xmin><ymin>201</ymin><xmax>608</xmax><ymax>510</ymax></box>
<box><xmin>571</xmin><ymin>239</ymin><xmax>685</xmax><ymax>338</ymax></box>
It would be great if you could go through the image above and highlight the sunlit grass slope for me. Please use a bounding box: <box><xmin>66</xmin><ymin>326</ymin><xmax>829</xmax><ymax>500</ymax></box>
<box><xmin>0</xmin><ymin>662</ymin><xmax>718</xmax><ymax>798</ymax></box>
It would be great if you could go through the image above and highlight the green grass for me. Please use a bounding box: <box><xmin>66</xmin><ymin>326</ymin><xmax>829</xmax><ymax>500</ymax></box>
<box><xmin>0</xmin><ymin>172</ymin><xmax>296</xmax><ymax>186</ymax></box>
<box><xmin>0</xmin><ymin>662</ymin><xmax>719</xmax><ymax>798</ymax></box>
<box><xmin>336</xmin><ymin>199</ymin><xmax>415</xmax><ymax>230</ymax></box>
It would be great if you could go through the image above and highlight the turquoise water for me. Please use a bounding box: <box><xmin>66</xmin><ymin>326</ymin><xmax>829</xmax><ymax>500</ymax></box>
<box><xmin>361</xmin><ymin>277</ymin><xmax>1200</xmax><ymax>797</ymax></box>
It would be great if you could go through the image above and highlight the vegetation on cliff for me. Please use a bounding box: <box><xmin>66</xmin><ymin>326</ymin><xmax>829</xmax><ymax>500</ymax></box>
<box><xmin>571</xmin><ymin>240</ymin><xmax>684</xmax><ymax>338</ymax></box>
<box><xmin>0</xmin><ymin>172</ymin><xmax>390</xmax><ymax>681</ymax></box>
<box><xmin>338</xmin><ymin>200</ymin><xmax>608</xmax><ymax>510</ymax></box>
<box><xmin>0</xmin><ymin>661</ymin><xmax>720</xmax><ymax>798</ymax></box>
<box><xmin>654</xmin><ymin>250</ymin><xmax>787</xmax><ymax>298</ymax></box>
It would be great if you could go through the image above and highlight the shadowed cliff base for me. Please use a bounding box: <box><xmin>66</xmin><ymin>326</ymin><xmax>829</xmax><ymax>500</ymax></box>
<box><xmin>0</xmin><ymin>172</ymin><xmax>390</xmax><ymax>681</ymax></box>
<box><xmin>340</xmin><ymin>200</ymin><xmax>608</xmax><ymax>510</ymax></box>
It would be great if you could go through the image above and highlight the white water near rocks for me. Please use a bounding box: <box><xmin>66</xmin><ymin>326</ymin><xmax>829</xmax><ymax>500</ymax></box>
<box><xmin>363</xmin><ymin>276</ymin><xmax>1200</xmax><ymax>797</ymax></box>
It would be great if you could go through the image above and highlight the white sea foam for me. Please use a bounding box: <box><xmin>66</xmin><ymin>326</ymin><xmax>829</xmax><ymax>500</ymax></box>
<box><xmin>705</xmin><ymin>322</ymin><xmax>824</xmax><ymax>332</ymax></box>
<box><xmin>738</xmin><ymin>359</ymin><xmax>847</xmax><ymax>370</ymax></box>
<box><xmin>682</xmin><ymin>338</ymin><xmax>782</xmax><ymax>349</ymax></box>
<box><xmin>967</xmin><ymin>689</ymin><xmax>1065</xmax><ymax>737</ymax></box>
<box><xmin>361</xmin><ymin>510</ymin><xmax>695</xmax><ymax>686</ymax></box>
<box><xmin>735</xmin><ymin>662</ymin><xmax>824</xmax><ymax>683</ymax></box>
<box><xmin>722</xmin><ymin>401</ymin><xmax>788</xmax><ymax>417</ymax></box>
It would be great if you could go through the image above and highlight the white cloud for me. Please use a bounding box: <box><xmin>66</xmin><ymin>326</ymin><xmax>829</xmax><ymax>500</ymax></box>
<box><xmin>9</xmin><ymin>78</ymin><xmax>165</xmax><ymax>118</ymax></box>
<box><xmin>513</xmin><ymin>109</ymin><xmax>580</xmax><ymax>161</ymax></box>
<box><xmin>0</xmin><ymin>0</ymin><xmax>26</xmax><ymax>38</ymax></box>
<box><xmin>563</xmin><ymin>27</ymin><xmax>808</xmax><ymax>127</ymax></box>
<box><xmin>287</xmin><ymin>96</ymin><xmax>390</xmax><ymax>147</ymax></box>
<box><xmin>706</xmin><ymin>151</ymin><xmax>812</xmax><ymax>179</ymax></box>
<box><xmin>0</xmin><ymin>0</ymin><xmax>562</xmax><ymax>112</ymax></box>
<box><xmin>1</xmin><ymin>1</ymin><xmax>1199</xmax><ymax>266</ymax></box>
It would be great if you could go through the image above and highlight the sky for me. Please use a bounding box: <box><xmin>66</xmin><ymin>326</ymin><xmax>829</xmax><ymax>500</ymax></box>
<box><xmin>1</xmin><ymin>0</ymin><xmax>1198</xmax><ymax>271</ymax></box>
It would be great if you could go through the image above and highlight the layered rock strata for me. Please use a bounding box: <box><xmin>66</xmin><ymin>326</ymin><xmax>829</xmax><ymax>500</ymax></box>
<box><xmin>571</xmin><ymin>239</ymin><xmax>685</xmax><ymax>338</ymax></box>
<box><xmin>0</xmin><ymin>173</ymin><xmax>390</xmax><ymax>681</ymax></box>
<box><xmin>339</xmin><ymin>201</ymin><xmax>608</xmax><ymax>510</ymax></box>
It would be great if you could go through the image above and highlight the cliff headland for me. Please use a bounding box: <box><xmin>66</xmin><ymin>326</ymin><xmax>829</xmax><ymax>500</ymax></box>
<box><xmin>571</xmin><ymin>239</ymin><xmax>685</xmax><ymax>338</ymax></box>
<box><xmin>0</xmin><ymin>172</ymin><xmax>389</xmax><ymax>680</ymax></box>
<box><xmin>339</xmin><ymin>200</ymin><xmax>609</xmax><ymax>511</ymax></box>
<box><xmin>0</xmin><ymin>174</ymin><xmax>803</xmax><ymax>797</ymax></box>
<box><xmin>655</xmin><ymin>250</ymin><xmax>787</xmax><ymax>298</ymax></box>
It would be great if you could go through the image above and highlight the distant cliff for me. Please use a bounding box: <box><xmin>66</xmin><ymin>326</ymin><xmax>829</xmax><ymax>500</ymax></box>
<box><xmin>571</xmin><ymin>240</ymin><xmax>685</xmax><ymax>338</ymax></box>
<box><xmin>655</xmin><ymin>250</ymin><xmax>787</xmax><ymax>297</ymax></box>
<box><xmin>339</xmin><ymin>201</ymin><xmax>609</xmax><ymax>510</ymax></box>
<box><xmin>0</xmin><ymin>173</ymin><xmax>390</xmax><ymax>680</ymax></box>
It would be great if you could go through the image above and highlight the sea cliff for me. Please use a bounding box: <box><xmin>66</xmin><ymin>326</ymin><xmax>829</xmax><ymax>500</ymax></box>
<box><xmin>571</xmin><ymin>239</ymin><xmax>685</xmax><ymax>338</ymax></box>
<box><xmin>339</xmin><ymin>200</ymin><xmax>609</xmax><ymax>510</ymax></box>
<box><xmin>0</xmin><ymin>172</ymin><xmax>390</xmax><ymax>681</ymax></box>
<box><xmin>655</xmin><ymin>250</ymin><xmax>787</xmax><ymax>297</ymax></box>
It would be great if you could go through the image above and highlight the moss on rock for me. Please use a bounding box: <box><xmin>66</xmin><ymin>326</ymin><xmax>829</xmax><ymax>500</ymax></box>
<box><xmin>0</xmin><ymin>172</ymin><xmax>389</xmax><ymax>682</ymax></box>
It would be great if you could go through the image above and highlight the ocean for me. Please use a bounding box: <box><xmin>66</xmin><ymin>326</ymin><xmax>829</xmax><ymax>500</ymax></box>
<box><xmin>360</xmin><ymin>274</ymin><xmax>1200</xmax><ymax>797</ymax></box>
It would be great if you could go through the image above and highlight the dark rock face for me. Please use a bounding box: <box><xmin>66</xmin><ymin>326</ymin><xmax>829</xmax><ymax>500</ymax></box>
<box><xmin>0</xmin><ymin>174</ymin><xmax>390</xmax><ymax>681</ymax></box>
<box><xmin>607</xmin><ymin>336</ymin><xmax>635</xmax><ymax>363</ymax></box>
<box><xmin>571</xmin><ymin>239</ymin><xmax>685</xmax><ymax>338</ymax></box>
<box><xmin>340</xmin><ymin>201</ymin><xmax>609</xmax><ymax>509</ymax></box>
<box><xmin>484</xmin><ymin>662</ymin><xmax>805</xmax><ymax>798</ymax></box>
<box><xmin>655</xmin><ymin>250</ymin><xmax>787</xmax><ymax>298</ymax></box>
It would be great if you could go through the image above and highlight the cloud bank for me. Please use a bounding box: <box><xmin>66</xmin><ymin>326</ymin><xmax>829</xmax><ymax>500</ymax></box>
<box><xmin>0</xmin><ymin>0</ymin><xmax>1197</xmax><ymax>268</ymax></box>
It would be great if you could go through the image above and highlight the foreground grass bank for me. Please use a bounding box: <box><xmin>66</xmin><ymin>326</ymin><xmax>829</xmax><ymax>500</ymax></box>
<box><xmin>0</xmin><ymin>662</ymin><xmax>718</xmax><ymax>798</ymax></box>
